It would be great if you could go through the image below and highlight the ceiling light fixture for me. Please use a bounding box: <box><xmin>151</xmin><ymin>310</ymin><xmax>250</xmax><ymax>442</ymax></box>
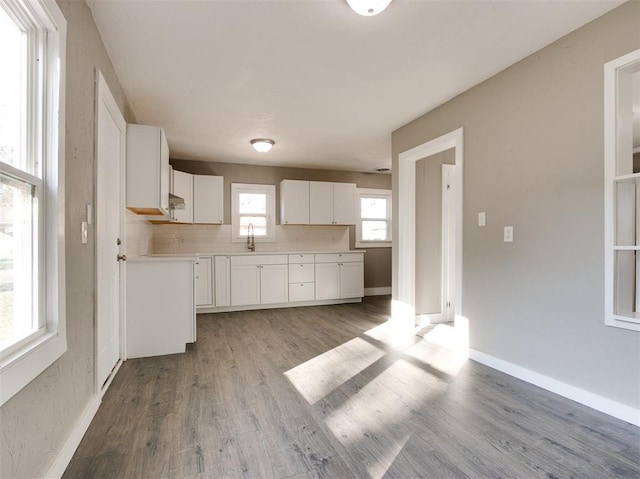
<box><xmin>346</xmin><ymin>0</ymin><xmax>392</xmax><ymax>16</ymax></box>
<box><xmin>250</xmin><ymin>138</ymin><xmax>275</xmax><ymax>153</ymax></box>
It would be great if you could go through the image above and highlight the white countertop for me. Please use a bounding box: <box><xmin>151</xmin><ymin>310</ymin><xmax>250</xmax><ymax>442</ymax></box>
<box><xmin>127</xmin><ymin>255</ymin><xmax>199</xmax><ymax>262</ymax></box>
<box><xmin>145</xmin><ymin>250</ymin><xmax>365</xmax><ymax>258</ymax></box>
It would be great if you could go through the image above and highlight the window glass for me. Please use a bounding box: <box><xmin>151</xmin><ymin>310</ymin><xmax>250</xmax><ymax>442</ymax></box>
<box><xmin>0</xmin><ymin>173</ymin><xmax>35</xmax><ymax>346</ymax></box>
<box><xmin>361</xmin><ymin>197</ymin><xmax>387</xmax><ymax>219</ymax></box>
<box><xmin>239</xmin><ymin>215</ymin><xmax>267</xmax><ymax>236</ymax></box>
<box><xmin>239</xmin><ymin>193</ymin><xmax>266</xmax><ymax>215</ymax></box>
<box><xmin>362</xmin><ymin>220</ymin><xmax>387</xmax><ymax>241</ymax></box>
<box><xmin>0</xmin><ymin>7</ymin><xmax>26</xmax><ymax>171</ymax></box>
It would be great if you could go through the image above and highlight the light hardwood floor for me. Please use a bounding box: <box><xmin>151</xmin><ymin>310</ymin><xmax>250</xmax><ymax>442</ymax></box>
<box><xmin>64</xmin><ymin>296</ymin><xmax>640</xmax><ymax>478</ymax></box>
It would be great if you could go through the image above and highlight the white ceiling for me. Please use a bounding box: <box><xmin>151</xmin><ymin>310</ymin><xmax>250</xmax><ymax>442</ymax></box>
<box><xmin>88</xmin><ymin>0</ymin><xmax>624</xmax><ymax>172</ymax></box>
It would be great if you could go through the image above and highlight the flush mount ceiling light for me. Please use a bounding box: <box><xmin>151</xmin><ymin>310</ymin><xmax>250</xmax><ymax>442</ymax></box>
<box><xmin>346</xmin><ymin>0</ymin><xmax>392</xmax><ymax>16</ymax></box>
<box><xmin>250</xmin><ymin>138</ymin><xmax>275</xmax><ymax>153</ymax></box>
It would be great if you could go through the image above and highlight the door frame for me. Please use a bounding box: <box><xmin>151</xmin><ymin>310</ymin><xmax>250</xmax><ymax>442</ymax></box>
<box><xmin>395</xmin><ymin>128</ymin><xmax>463</xmax><ymax>328</ymax></box>
<box><xmin>94</xmin><ymin>70</ymin><xmax>126</xmax><ymax>396</ymax></box>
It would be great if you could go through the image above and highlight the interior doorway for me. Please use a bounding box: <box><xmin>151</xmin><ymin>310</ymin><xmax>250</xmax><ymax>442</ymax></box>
<box><xmin>395</xmin><ymin>128</ymin><xmax>463</xmax><ymax>329</ymax></box>
<box><xmin>95</xmin><ymin>71</ymin><xmax>126</xmax><ymax>392</ymax></box>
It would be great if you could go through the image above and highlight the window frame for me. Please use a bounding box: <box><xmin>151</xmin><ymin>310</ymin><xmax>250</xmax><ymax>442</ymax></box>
<box><xmin>356</xmin><ymin>188</ymin><xmax>392</xmax><ymax>248</ymax></box>
<box><xmin>231</xmin><ymin>183</ymin><xmax>276</xmax><ymax>243</ymax></box>
<box><xmin>0</xmin><ymin>0</ymin><xmax>66</xmax><ymax>406</ymax></box>
<box><xmin>604</xmin><ymin>48</ymin><xmax>640</xmax><ymax>332</ymax></box>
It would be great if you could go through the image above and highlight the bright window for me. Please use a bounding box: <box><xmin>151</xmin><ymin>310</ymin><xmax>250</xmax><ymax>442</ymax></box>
<box><xmin>356</xmin><ymin>188</ymin><xmax>391</xmax><ymax>248</ymax></box>
<box><xmin>231</xmin><ymin>183</ymin><xmax>276</xmax><ymax>242</ymax></box>
<box><xmin>0</xmin><ymin>0</ymin><xmax>66</xmax><ymax>406</ymax></box>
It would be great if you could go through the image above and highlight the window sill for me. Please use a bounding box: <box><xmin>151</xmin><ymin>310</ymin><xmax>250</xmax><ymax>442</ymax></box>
<box><xmin>0</xmin><ymin>330</ymin><xmax>67</xmax><ymax>406</ymax></box>
<box><xmin>356</xmin><ymin>241</ymin><xmax>392</xmax><ymax>249</ymax></box>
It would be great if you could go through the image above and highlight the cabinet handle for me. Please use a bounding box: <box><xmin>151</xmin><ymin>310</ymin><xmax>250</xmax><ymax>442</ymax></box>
<box><xmin>299</xmin><ymin>264</ymin><xmax>303</xmax><ymax>267</ymax></box>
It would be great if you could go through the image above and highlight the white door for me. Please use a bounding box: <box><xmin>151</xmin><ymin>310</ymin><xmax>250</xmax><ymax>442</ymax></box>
<box><xmin>441</xmin><ymin>164</ymin><xmax>456</xmax><ymax>322</ymax></box>
<box><xmin>315</xmin><ymin>262</ymin><xmax>341</xmax><ymax>300</ymax></box>
<box><xmin>260</xmin><ymin>264</ymin><xmax>288</xmax><ymax>304</ymax></box>
<box><xmin>340</xmin><ymin>262</ymin><xmax>364</xmax><ymax>298</ymax></box>
<box><xmin>96</xmin><ymin>72</ymin><xmax>125</xmax><ymax>389</ymax></box>
<box><xmin>230</xmin><ymin>264</ymin><xmax>260</xmax><ymax>306</ymax></box>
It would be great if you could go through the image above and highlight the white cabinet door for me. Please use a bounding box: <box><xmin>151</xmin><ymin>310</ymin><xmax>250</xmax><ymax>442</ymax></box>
<box><xmin>340</xmin><ymin>262</ymin><xmax>364</xmax><ymax>298</ymax></box>
<box><xmin>126</xmin><ymin>124</ymin><xmax>170</xmax><ymax>216</ymax></box>
<box><xmin>195</xmin><ymin>257</ymin><xmax>213</xmax><ymax>307</ymax></box>
<box><xmin>193</xmin><ymin>175</ymin><xmax>224</xmax><ymax>224</ymax></box>
<box><xmin>280</xmin><ymin>180</ymin><xmax>309</xmax><ymax>224</ymax></box>
<box><xmin>309</xmin><ymin>181</ymin><xmax>333</xmax><ymax>225</ymax></box>
<box><xmin>231</xmin><ymin>264</ymin><xmax>260</xmax><ymax>306</ymax></box>
<box><xmin>214</xmin><ymin>256</ymin><xmax>231</xmax><ymax>307</ymax></box>
<box><xmin>260</xmin><ymin>264</ymin><xmax>288</xmax><ymax>304</ymax></box>
<box><xmin>333</xmin><ymin>182</ymin><xmax>356</xmax><ymax>225</ymax></box>
<box><xmin>315</xmin><ymin>262</ymin><xmax>341</xmax><ymax>300</ymax></box>
<box><xmin>289</xmin><ymin>282</ymin><xmax>314</xmax><ymax>302</ymax></box>
<box><xmin>173</xmin><ymin>170</ymin><xmax>193</xmax><ymax>223</ymax></box>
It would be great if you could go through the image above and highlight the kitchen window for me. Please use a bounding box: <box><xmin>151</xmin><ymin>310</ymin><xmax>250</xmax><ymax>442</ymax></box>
<box><xmin>231</xmin><ymin>183</ymin><xmax>276</xmax><ymax>242</ymax></box>
<box><xmin>0</xmin><ymin>0</ymin><xmax>66</xmax><ymax>406</ymax></box>
<box><xmin>356</xmin><ymin>188</ymin><xmax>392</xmax><ymax>248</ymax></box>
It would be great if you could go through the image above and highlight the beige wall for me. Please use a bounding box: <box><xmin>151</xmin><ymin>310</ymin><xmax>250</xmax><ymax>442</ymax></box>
<box><xmin>392</xmin><ymin>2</ymin><xmax>640</xmax><ymax>408</ymax></box>
<box><xmin>169</xmin><ymin>159</ymin><xmax>392</xmax><ymax>289</ymax></box>
<box><xmin>415</xmin><ymin>148</ymin><xmax>454</xmax><ymax>314</ymax></box>
<box><xmin>0</xmin><ymin>1</ymin><xmax>140</xmax><ymax>477</ymax></box>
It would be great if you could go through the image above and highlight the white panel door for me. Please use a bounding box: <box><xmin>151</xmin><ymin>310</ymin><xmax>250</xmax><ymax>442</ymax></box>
<box><xmin>281</xmin><ymin>180</ymin><xmax>309</xmax><ymax>224</ymax></box>
<box><xmin>195</xmin><ymin>257</ymin><xmax>213</xmax><ymax>306</ymax></box>
<box><xmin>193</xmin><ymin>175</ymin><xmax>223</xmax><ymax>224</ymax></box>
<box><xmin>96</xmin><ymin>72</ymin><xmax>125</xmax><ymax>389</ymax></box>
<box><xmin>340</xmin><ymin>262</ymin><xmax>364</xmax><ymax>299</ymax></box>
<box><xmin>309</xmin><ymin>181</ymin><xmax>333</xmax><ymax>225</ymax></box>
<box><xmin>260</xmin><ymin>264</ymin><xmax>288</xmax><ymax>304</ymax></box>
<box><xmin>214</xmin><ymin>256</ymin><xmax>231</xmax><ymax>307</ymax></box>
<box><xmin>315</xmin><ymin>262</ymin><xmax>340</xmax><ymax>300</ymax></box>
<box><xmin>231</xmin><ymin>264</ymin><xmax>260</xmax><ymax>306</ymax></box>
<box><xmin>173</xmin><ymin>170</ymin><xmax>193</xmax><ymax>223</ymax></box>
<box><xmin>332</xmin><ymin>182</ymin><xmax>356</xmax><ymax>225</ymax></box>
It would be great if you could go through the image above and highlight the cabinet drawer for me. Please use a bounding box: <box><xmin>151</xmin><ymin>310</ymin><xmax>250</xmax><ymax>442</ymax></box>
<box><xmin>288</xmin><ymin>263</ymin><xmax>315</xmax><ymax>283</ymax></box>
<box><xmin>288</xmin><ymin>253</ymin><xmax>314</xmax><ymax>264</ymax></box>
<box><xmin>315</xmin><ymin>253</ymin><xmax>363</xmax><ymax>263</ymax></box>
<box><xmin>289</xmin><ymin>282</ymin><xmax>315</xmax><ymax>302</ymax></box>
<box><xmin>231</xmin><ymin>254</ymin><xmax>288</xmax><ymax>266</ymax></box>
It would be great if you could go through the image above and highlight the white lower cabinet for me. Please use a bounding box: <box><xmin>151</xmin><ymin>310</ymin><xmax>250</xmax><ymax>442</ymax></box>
<box><xmin>315</xmin><ymin>253</ymin><xmax>364</xmax><ymax>300</ymax></box>
<box><xmin>214</xmin><ymin>255</ymin><xmax>231</xmax><ymax>307</ymax></box>
<box><xmin>195</xmin><ymin>256</ymin><xmax>213</xmax><ymax>307</ymax></box>
<box><xmin>288</xmin><ymin>254</ymin><xmax>315</xmax><ymax>302</ymax></box>
<box><xmin>230</xmin><ymin>255</ymin><xmax>288</xmax><ymax>306</ymax></box>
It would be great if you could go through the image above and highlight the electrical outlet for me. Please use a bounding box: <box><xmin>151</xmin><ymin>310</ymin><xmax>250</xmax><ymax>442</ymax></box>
<box><xmin>504</xmin><ymin>226</ymin><xmax>513</xmax><ymax>243</ymax></box>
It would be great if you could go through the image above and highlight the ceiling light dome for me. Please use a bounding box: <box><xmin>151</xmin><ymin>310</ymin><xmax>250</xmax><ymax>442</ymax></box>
<box><xmin>347</xmin><ymin>0</ymin><xmax>392</xmax><ymax>16</ymax></box>
<box><xmin>250</xmin><ymin>138</ymin><xmax>275</xmax><ymax>153</ymax></box>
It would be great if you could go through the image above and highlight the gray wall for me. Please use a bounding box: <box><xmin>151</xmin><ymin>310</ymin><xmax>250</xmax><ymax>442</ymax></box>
<box><xmin>415</xmin><ymin>148</ymin><xmax>454</xmax><ymax>314</ymax></box>
<box><xmin>392</xmin><ymin>1</ymin><xmax>640</xmax><ymax>409</ymax></box>
<box><xmin>171</xmin><ymin>159</ymin><xmax>392</xmax><ymax>289</ymax></box>
<box><xmin>0</xmin><ymin>1</ymin><xmax>135</xmax><ymax>477</ymax></box>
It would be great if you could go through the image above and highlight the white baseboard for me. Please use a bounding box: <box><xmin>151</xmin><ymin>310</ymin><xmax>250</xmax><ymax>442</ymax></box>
<box><xmin>364</xmin><ymin>287</ymin><xmax>391</xmax><ymax>296</ymax></box>
<box><xmin>44</xmin><ymin>394</ymin><xmax>101</xmax><ymax>478</ymax></box>
<box><xmin>469</xmin><ymin>349</ymin><xmax>640</xmax><ymax>427</ymax></box>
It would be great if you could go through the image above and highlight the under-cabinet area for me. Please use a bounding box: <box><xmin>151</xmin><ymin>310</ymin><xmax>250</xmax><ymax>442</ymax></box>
<box><xmin>191</xmin><ymin>251</ymin><xmax>364</xmax><ymax>313</ymax></box>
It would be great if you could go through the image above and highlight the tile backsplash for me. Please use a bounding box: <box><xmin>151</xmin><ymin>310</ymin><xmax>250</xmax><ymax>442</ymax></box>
<box><xmin>151</xmin><ymin>224</ymin><xmax>350</xmax><ymax>254</ymax></box>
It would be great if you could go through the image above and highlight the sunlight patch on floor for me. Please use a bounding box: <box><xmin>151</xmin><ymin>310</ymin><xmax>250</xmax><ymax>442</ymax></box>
<box><xmin>364</xmin><ymin>321</ymin><xmax>418</xmax><ymax>350</ymax></box>
<box><xmin>406</xmin><ymin>322</ymin><xmax>469</xmax><ymax>376</ymax></box>
<box><xmin>284</xmin><ymin>337</ymin><xmax>385</xmax><ymax>404</ymax></box>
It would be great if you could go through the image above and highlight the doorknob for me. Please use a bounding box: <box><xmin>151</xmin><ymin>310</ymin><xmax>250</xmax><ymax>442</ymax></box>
<box><xmin>117</xmin><ymin>254</ymin><xmax>127</xmax><ymax>262</ymax></box>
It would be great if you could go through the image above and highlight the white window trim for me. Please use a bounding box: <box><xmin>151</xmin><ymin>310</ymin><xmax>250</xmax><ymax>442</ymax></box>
<box><xmin>0</xmin><ymin>0</ymin><xmax>66</xmax><ymax>406</ymax></box>
<box><xmin>356</xmin><ymin>187</ymin><xmax>392</xmax><ymax>248</ymax></box>
<box><xmin>231</xmin><ymin>183</ymin><xmax>276</xmax><ymax>243</ymax></box>
<box><xmin>604</xmin><ymin>48</ymin><xmax>640</xmax><ymax>333</ymax></box>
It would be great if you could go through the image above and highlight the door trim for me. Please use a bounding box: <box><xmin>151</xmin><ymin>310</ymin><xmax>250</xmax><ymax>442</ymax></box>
<box><xmin>94</xmin><ymin>70</ymin><xmax>126</xmax><ymax>396</ymax></box>
<box><xmin>395</xmin><ymin>128</ymin><xmax>463</xmax><ymax>328</ymax></box>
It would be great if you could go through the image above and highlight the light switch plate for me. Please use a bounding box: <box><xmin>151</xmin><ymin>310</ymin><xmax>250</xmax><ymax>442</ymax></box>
<box><xmin>504</xmin><ymin>226</ymin><xmax>513</xmax><ymax>242</ymax></box>
<box><xmin>81</xmin><ymin>221</ymin><xmax>88</xmax><ymax>244</ymax></box>
<box><xmin>478</xmin><ymin>212</ymin><xmax>486</xmax><ymax>227</ymax></box>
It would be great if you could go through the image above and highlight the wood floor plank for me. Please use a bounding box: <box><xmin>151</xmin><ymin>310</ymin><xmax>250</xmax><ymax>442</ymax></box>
<box><xmin>63</xmin><ymin>296</ymin><xmax>640</xmax><ymax>479</ymax></box>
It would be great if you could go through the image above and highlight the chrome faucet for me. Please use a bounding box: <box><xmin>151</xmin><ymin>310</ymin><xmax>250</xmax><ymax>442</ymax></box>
<box><xmin>247</xmin><ymin>223</ymin><xmax>255</xmax><ymax>251</ymax></box>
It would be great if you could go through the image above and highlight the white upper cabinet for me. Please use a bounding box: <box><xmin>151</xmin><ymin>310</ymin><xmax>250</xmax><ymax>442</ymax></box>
<box><xmin>172</xmin><ymin>169</ymin><xmax>193</xmax><ymax>224</ymax></box>
<box><xmin>309</xmin><ymin>181</ymin><xmax>356</xmax><ymax>225</ymax></box>
<box><xmin>193</xmin><ymin>175</ymin><xmax>224</xmax><ymax>224</ymax></box>
<box><xmin>126</xmin><ymin>124</ymin><xmax>170</xmax><ymax>216</ymax></box>
<box><xmin>280</xmin><ymin>180</ymin><xmax>309</xmax><ymax>224</ymax></box>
